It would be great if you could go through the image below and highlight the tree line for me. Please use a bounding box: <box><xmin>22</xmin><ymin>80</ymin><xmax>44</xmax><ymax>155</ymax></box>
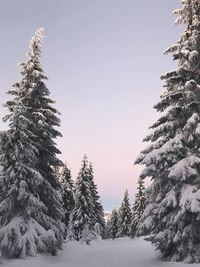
<box><xmin>106</xmin><ymin>178</ymin><xmax>146</xmax><ymax>239</ymax></box>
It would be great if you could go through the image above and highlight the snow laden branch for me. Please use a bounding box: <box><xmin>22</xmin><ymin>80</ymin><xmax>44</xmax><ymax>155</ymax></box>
<box><xmin>135</xmin><ymin>0</ymin><xmax>200</xmax><ymax>263</ymax></box>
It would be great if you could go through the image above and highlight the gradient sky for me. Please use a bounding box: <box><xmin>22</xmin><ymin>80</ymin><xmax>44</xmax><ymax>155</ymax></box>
<box><xmin>0</xmin><ymin>0</ymin><xmax>182</xmax><ymax>210</ymax></box>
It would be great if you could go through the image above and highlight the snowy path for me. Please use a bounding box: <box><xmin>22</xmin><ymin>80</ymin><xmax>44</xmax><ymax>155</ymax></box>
<box><xmin>3</xmin><ymin>238</ymin><xmax>200</xmax><ymax>267</ymax></box>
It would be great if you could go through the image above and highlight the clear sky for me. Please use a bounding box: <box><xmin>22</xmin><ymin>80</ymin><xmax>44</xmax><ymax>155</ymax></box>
<box><xmin>0</xmin><ymin>0</ymin><xmax>182</xmax><ymax>210</ymax></box>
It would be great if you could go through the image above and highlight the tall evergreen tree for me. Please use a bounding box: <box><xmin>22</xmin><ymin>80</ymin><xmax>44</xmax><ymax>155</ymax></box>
<box><xmin>0</xmin><ymin>29</ymin><xmax>65</xmax><ymax>258</ymax></box>
<box><xmin>67</xmin><ymin>156</ymin><xmax>96</xmax><ymax>243</ymax></box>
<box><xmin>130</xmin><ymin>177</ymin><xmax>146</xmax><ymax>238</ymax></box>
<box><xmin>117</xmin><ymin>190</ymin><xmax>131</xmax><ymax>237</ymax></box>
<box><xmin>20</xmin><ymin>28</ymin><xmax>63</xmax><ymax>190</ymax></box>
<box><xmin>88</xmin><ymin>162</ymin><xmax>106</xmax><ymax>238</ymax></box>
<box><xmin>106</xmin><ymin>209</ymin><xmax>119</xmax><ymax>239</ymax></box>
<box><xmin>22</xmin><ymin>28</ymin><xmax>65</xmax><ymax>239</ymax></box>
<box><xmin>59</xmin><ymin>163</ymin><xmax>75</xmax><ymax>228</ymax></box>
<box><xmin>135</xmin><ymin>1</ymin><xmax>200</xmax><ymax>263</ymax></box>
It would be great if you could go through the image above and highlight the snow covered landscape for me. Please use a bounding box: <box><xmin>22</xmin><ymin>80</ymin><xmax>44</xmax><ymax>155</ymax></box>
<box><xmin>2</xmin><ymin>0</ymin><xmax>200</xmax><ymax>266</ymax></box>
<box><xmin>3</xmin><ymin>238</ymin><xmax>200</xmax><ymax>267</ymax></box>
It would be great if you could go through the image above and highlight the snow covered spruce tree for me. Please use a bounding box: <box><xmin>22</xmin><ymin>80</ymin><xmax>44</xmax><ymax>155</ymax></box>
<box><xmin>59</xmin><ymin>163</ymin><xmax>75</xmax><ymax>228</ymax></box>
<box><xmin>0</xmin><ymin>29</ymin><xmax>65</xmax><ymax>258</ymax></box>
<box><xmin>67</xmin><ymin>155</ymin><xmax>97</xmax><ymax>243</ymax></box>
<box><xmin>88</xmin><ymin>162</ymin><xmax>106</xmax><ymax>238</ymax></box>
<box><xmin>130</xmin><ymin>177</ymin><xmax>146</xmax><ymax>238</ymax></box>
<box><xmin>117</xmin><ymin>190</ymin><xmax>131</xmax><ymax>237</ymax></box>
<box><xmin>135</xmin><ymin>1</ymin><xmax>200</xmax><ymax>263</ymax></box>
<box><xmin>23</xmin><ymin>29</ymin><xmax>63</xmax><ymax>190</ymax></box>
<box><xmin>106</xmin><ymin>209</ymin><xmax>119</xmax><ymax>239</ymax></box>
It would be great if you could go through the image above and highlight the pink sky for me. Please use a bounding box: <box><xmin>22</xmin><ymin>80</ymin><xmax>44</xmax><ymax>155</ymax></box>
<box><xmin>0</xmin><ymin>0</ymin><xmax>182</xmax><ymax>210</ymax></box>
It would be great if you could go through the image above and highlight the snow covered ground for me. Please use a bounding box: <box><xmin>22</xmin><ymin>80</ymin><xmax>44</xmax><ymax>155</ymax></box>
<box><xmin>2</xmin><ymin>238</ymin><xmax>200</xmax><ymax>267</ymax></box>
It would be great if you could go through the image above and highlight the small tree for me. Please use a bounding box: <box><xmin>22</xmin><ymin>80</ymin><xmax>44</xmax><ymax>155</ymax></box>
<box><xmin>117</xmin><ymin>190</ymin><xmax>132</xmax><ymax>237</ymax></box>
<box><xmin>88</xmin><ymin>162</ymin><xmax>106</xmax><ymax>238</ymax></box>
<box><xmin>67</xmin><ymin>155</ymin><xmax>96</xmax><ymax>242</ymax></box>
<box><xmin>130</xmin><ymin>177</ymin><xmax>146</xmax><ymax>238</ymax></box>
<box><xmin>59</xmin><ymin>163</ymin><xmax>75</xmax><ymax>228</ymax></box>
<box><xmin>106</xmin><ymin>209</ymin><xmax>119</xmax><ymax>239</ymax></box>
